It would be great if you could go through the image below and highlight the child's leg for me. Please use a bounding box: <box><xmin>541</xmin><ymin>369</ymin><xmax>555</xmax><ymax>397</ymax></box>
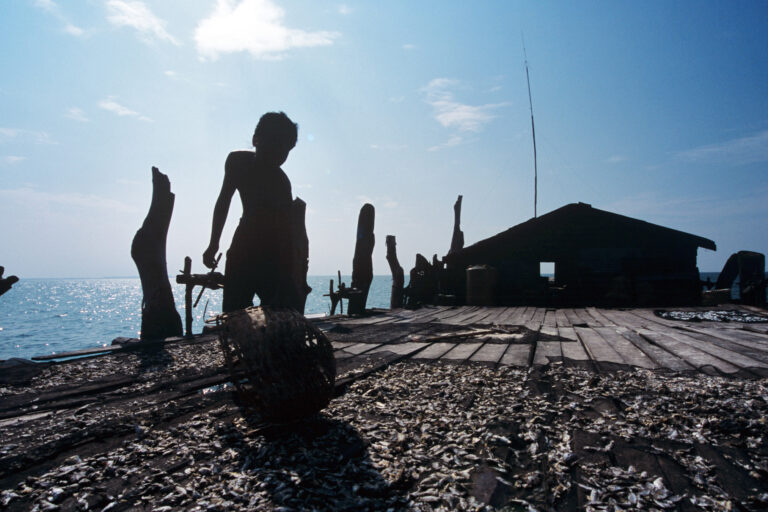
<box><xmin>223</xmin><ymin>254</ymin><xmax>257</xmax><ymax>313</ymax></box>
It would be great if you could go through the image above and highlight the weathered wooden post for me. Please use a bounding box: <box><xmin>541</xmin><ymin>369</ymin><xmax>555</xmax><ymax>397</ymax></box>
<box><xmin>0</xmin><ymin>266</ymin><xmax>19</xmax><ymax>297</ymax></box>
<box><xmin>350</xmin><ymin>203</ymin><xmax>375</xmax><ymax>314</ymax></box>
<box><xmin>290</xmin><ymin>197</ymin><xmax>312</xmax><ymax>313</ymax></box>
<box><xmin>449</xmin><ymin>194</ymin><xmax>464</xmax><ymax>254</ymax></box>
<box><xmin>386</xmin><ymin>235</ymin><xmax>404</xmax><ymax>308</ymax></box>
<box><xmin>131</xmin><ymin>167</ymin><xmax>182</xmax><ymax>340</ymax></box>
<box><xmin>443</xmin><ymin>194</ymin><xmax>465</xmax><ymax>303</ymax></box>
<box><xmin>182</xmin><ymin>257</ymin><xmax>193</xmax><ymax>337</ymax></box>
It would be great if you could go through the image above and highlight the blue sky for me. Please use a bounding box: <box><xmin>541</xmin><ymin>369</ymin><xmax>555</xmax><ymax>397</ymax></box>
<box><xmin>0</xmin><ymin>0</ymin><xmax>766</xmax><ymax>277</ymax></box>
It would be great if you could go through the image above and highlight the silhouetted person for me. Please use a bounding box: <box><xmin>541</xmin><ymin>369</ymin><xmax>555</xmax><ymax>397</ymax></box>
<box><xmin>204</xmin><ymin>112</ymin><xmax>297</xmax><ymax>312</ymax></box>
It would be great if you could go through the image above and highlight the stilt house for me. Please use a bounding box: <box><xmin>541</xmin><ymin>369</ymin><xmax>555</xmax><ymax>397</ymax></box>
<box><xmin>442</xmin><ymin>202</ymin><xmax>716</xmax><ymax>306</ymax></box>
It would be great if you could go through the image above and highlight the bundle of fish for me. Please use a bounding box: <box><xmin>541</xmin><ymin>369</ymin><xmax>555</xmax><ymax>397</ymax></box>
<box><xmin>216</xmin><ymin>306</ymin><xmax>336</xmax><ymax>422</ymax></box>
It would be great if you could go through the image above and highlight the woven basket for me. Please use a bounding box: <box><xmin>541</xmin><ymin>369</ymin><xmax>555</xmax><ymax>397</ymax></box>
<box><xmin>215</xmin><ymin>306</ymin><xmax>336</xmax><ymax>422</ymax></box>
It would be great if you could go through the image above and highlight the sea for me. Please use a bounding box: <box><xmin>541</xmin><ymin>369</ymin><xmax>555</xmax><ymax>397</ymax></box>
<box><xmin>0</xmin><ymin>272</ymin><xmax>760</xmax><ymax>361</ymax></box>
<box><xmin>0</xmin><ymin>276</ymin><xmax>398</xmax><ymax>361</ymax></box>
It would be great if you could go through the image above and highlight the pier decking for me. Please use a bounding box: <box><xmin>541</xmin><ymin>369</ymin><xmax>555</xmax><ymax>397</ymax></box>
<box><xmin>1</xmin><ymin>305</ymin><xmax>767</xmax><ymax>510</ymax></box>
<box><xmin>323</xmin><ymin>305</ymin><xmax>768</xmax><ymax>377</ymax></box>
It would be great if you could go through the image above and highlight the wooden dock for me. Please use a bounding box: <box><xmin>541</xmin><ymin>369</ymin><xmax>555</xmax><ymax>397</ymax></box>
<box><xmin>322</xmin><ymin>305</ymin><xmax>768</xmax><ymax>378</ymax></box>
<box><xmin>1</xmin><ymin>305</ymin><xmax>767</xmax><ymax>510</ymax></box>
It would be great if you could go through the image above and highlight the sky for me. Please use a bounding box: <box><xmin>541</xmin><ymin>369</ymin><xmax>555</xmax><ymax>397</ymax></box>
<box><xmin>0</xmin><ymin>0</ymin><xmax>766</xmax><ymax>278</ymax></box>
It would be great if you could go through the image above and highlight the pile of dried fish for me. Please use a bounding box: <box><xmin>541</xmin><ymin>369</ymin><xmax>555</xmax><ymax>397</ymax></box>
<box><xmin>657</xmin><ymin>309</ymin><xmax>768</xmax><ymax>323</ymax></box>
<box><xmin>0</xmin><ymin>335</ymin><xmax>225</xmax><ymax>397</ymax></box>
<box><xmin>2</xmin><ymin>360</ymin><xmax>767</xmax><ymax>510</ymax></box>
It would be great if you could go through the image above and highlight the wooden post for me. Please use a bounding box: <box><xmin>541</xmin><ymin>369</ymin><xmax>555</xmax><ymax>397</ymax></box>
<box><xmin>350</xmin><ymin>203</ymin><xmax>375</xmax><ymax>314</ymax></box>
<box><xmin>290</xmin><ymin>197</ymin><xmax>312</xmax><ymax>314</ymax></box>
<box><xmin>449</xmin><ymin>194</ymin><xmax>464</xmax><ymax>254</ymax></box>
<box><xmin>131</xmin><ymin>167</ymin><xmax>182</xmax><ymax>340</ymax></box>
<box><xmin>183</xmin><ymin>257</ymin><xmax>193</xmax><ymax>338</ymax></box>
<box><xmin>0</xmin><ymin>266</ymin><xmax>19</xmax><ymax>298</ymax></box>
<box><xmin>386</xmin><ymin>235</ymin><xmax>404</xmax><ymax>308</ymax></box>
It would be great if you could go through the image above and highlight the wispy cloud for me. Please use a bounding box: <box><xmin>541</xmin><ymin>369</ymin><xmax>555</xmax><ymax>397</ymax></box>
<box><xmin>337</xmin><ymin>4</ymin><xmax>351</xmax><ymax>15</ymax></box>
<box><xmin>98</xmin><ymin>97</ymin><xmax>153</xmax><ymax>122</ymax></box>
<box><xmin>0</xmin><ymin>127</ymin><xmax>55</xmax><ymax>145</ymax></box>
<box><xmin>2</xmin><ymin>156</ymin><xmax>26</xmax><ymax>165</ymax></box>
<box><xmin>605</xmin><ymin>187</ymin><xmax>768</xmax><ymax>226</ymax></box>
<box><xmin>422</xmin><ymin>78</ymin><xmax>509</xmax><ymax>132</ymax></box>
<box><xmin>353</xmin><ymin>194</ymin><xmax>398</xmax><ymax>209</ymax></box>
<box><xmin>428</xmin><ymin>135</ymin><xmax>463</xmax><ymax>152</ymax></box>
<box><xmin>402</xmin><ymin>43</ymin><xmax>415</xmax><ymax>50</ymax></box>
<box><xmin>675</xmin><ymin>130</ymin><xmax>768</xmax><ymax>165</ymax></box>
<box><xmin>605</xmin><ymin>155</ymin><xmax>626</xmax><ymax>164</ymax></box>
<box><xmin>65</xmin><ymin>107</ymin><xmax>90</xmax><ymax>122</ymax></box>
<box><xmin>64</xmin><ymin>24</ymin><xmax>84</xmax><ymax>36</ymax></box>
<box><xmin>105</xmin><ymin>0</ymin><xmax>180</xmax><ymax>45</ymax></box>
<box><xmin>0</xmin><ymin>187</ymin><xmax>138</xmax><ymax>213</ymax></box>
<box><xmin>194</xmin><ymin>0</ymin><xmax>340</xmax><ymax>60</ymax></box>
<box><xmin>33</xmin><ymin>0</ymin><xmax>85</xmax><ymax>37</ymax></box>
<box><xmin>370</xmin><ymin>143</ymin><xmax>407</xmax><ymax>151</ymax></box>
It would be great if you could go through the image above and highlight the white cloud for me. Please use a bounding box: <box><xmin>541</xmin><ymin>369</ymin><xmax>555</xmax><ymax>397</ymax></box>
<box><xmin>2</xmin><ymin>156</ymin><xmax>26</xmax><ymax>165</ymax></box>
<box><xmin>105</xmin><ymin>0</ymin><xmax>179</xmax><ymax>45</ymax></box>
<box><xmin>0</xmin><ymin>127</ymin><xmax>55</xmax><ymax>144</ymax></box>
<box><xmin>402</xmin><ymin>43</ymin><xmax>415</xmax><ymax>50</ymax></box>
<box><xmin>98</xmin><ymin>97</ymin><xmax>153</xmax><ymax>122</ymax></box>
<box><xmin>34</xmin><ymin>0</ymin><xmax>57</xmax><ymax>13</ymax></box>
<box><xmin>164</xmin><ymin>70</ymin><xmax>177</xmax><ymax>77</ymax></box>
<box><xmin>337</xmin><ymin>4</ymin><xmax>351</xmax><ymax>15</ymax></box>
<box><xmin>33</xmin><ymin>0</ymin><xmax>85</xmax><ymax>37</ymax></box>
<box><xmin>422</xmin><ymin>78</ymin><xmax>509</xmax><ymax>132</ymax></box>
<box><xmin>65</xmin><ymin>107</ymin><xmax>90</xmax><ymax>122</ymax></box>
<box><xmin>194</xmin><ymin>0</ymin><xmax>340</xmax><ymax>60</ymax></box>
<box><xmin>64</xmin><ymin>24</ymin><xmax>84</xmax><ymax>36</ymax></box>
<box><xmin>675</xmin><ymin>130</ymin><xmax>768</xmax><ymax>165</ymax></box>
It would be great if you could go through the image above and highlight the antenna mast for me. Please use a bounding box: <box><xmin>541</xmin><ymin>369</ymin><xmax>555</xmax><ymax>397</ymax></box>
<box><xmin>523</xmin><ymin>36</ymin><xmax>538</xmax><ymax>218</ymax></box>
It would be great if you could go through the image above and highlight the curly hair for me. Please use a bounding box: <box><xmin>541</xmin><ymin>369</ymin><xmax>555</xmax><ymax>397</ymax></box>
<box><xmin>254</xmin><ymin>111</ymin><xmax>298</xmax><ymax>149</ymax></box>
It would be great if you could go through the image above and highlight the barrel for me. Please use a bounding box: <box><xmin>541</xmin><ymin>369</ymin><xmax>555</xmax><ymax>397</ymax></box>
<box><xmin>466</xmin><ymin>265</ymin><xmax>497</xmax><ymax>306</ymax></box>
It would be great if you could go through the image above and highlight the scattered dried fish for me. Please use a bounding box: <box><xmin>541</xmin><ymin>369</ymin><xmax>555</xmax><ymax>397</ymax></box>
<box><xmin>1</xmin><ymin>346</ymin><xmax>767</xmax><ymax>510</ymax></box>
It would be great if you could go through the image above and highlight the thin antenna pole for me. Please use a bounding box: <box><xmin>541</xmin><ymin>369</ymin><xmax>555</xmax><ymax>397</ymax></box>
<box><xmin>523</xmin><ymin>35</ymin><xmax>538</xmax><ymax>218</ymax></box>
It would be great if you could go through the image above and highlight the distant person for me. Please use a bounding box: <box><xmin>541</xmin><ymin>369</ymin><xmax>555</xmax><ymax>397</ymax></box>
<box><xmin>203</xmin><ymin>112</ymin><xmax>297</xmax><ymax>312</ymax></box>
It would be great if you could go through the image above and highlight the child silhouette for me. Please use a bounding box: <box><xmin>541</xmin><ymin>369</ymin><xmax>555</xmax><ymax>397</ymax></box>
<box><xmin>204</xmin><ymin>112</ymin><xmax>298</xmax><ymax>312</ymax></box>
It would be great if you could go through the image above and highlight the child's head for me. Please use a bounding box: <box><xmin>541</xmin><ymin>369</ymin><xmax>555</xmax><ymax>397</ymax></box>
<box><xmin>253</xmin><ymin>112</ymin><xmax>298</xmax><ymax>166</ymax></box>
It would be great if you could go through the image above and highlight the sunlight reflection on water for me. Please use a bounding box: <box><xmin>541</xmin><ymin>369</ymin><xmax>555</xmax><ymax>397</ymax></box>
<box><xmin>0</xmin><ymin>276</ymin><xmax>395</xmax><ymax>360</ymax></box>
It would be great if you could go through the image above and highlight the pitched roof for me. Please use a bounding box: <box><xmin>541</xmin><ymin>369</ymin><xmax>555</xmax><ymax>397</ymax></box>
<box><xmin>444</xmin><ymin>202</ymin><xmax>716</xmax><ymax>263</ymax></box>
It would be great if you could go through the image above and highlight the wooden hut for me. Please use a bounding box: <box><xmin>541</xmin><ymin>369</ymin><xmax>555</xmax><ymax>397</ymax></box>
<box><xmin>442</xmin><ymin>202</ymin><xmax>716</xmax><ymax>306</ymax></box>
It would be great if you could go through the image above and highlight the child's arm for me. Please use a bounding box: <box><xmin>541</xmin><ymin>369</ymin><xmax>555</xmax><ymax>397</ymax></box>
<box><xmin>203</xmin><ymin>157</ymin><xmax>237</xmax><ymax>268</ymax></box>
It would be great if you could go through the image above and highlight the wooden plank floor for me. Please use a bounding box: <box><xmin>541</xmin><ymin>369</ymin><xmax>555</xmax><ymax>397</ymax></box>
<box><xmin>326</xmin><ymin>305</ymin><xmax>768</xmax><ymax>376</ymax></box>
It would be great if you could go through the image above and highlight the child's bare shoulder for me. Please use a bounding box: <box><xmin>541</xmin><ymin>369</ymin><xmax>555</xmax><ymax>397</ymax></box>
<box><xmin>226</xmin><ymin>149</ymin><xmax>255</xmax><ymax>168</ymax></box>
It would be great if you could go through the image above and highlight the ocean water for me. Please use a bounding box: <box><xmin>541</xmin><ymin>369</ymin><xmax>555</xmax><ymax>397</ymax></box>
<box><xmin>0</xmin><ymin>276</ymin><xmax>397</xmax><ymax>361</ymax></box>
<box><xmin>2</xmin><ymin>273</ymin><xmax>763</xmax><ymax>361</ymax></box>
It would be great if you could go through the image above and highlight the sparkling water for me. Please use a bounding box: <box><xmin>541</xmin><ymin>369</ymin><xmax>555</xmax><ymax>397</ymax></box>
<box><xmin>0</xmin><ymin>276</ymin><xmax>397</xmax><ymax>360</ymax></box>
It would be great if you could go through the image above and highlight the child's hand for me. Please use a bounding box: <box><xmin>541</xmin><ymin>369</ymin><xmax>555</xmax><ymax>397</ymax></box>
<box><xmin>203</xmin><ymin>245</ymin><xmax>219</xmax><ymax>268</ymax></box>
